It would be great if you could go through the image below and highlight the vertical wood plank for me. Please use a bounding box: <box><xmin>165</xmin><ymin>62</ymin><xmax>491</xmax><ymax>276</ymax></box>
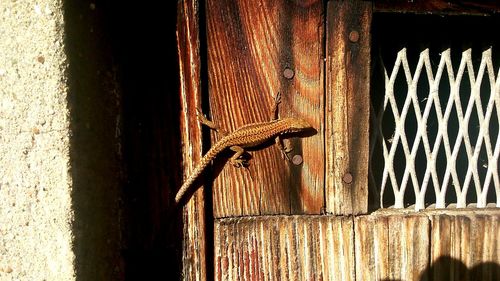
<box><xmin>354</xmin><ymin>213</ymin><xmax>430</xmax><ymax>281</ymax></box>
<box><xmin>214</xmin><ymin>216</ymin><xmax>355</xmax><ymax>281</ymax></box>
<box><xmin>206</xmin><ymin>0</ymin><xmax>325</xmax><ymax>218</ymax></box>
<box><xmin>354</xmin><ymin>215</ymin><xmax>390</xmax><ymax>280</ymax></box>
<box><xmin>177</xmin><ymin>0</ymin><xmax>207</xmax><ymax>279</ymax></box>
<box><xmin>325</xmin><ymin>0</ymin><xmax>372</xmax><ymax>215</ymax></box>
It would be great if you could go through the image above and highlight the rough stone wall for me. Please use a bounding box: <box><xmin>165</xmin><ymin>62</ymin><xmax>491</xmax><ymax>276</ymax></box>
<box><xmin>0</xmin><ymin>0</ymin><xmax>75</xmax><ymax>279</ymax></box>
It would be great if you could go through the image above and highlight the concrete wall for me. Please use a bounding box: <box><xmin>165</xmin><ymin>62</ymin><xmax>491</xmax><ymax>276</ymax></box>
<box><xmin>0</xmin><ymin>0</ymin><xmax>75</xmax><ymax>279</ymax></box>
<box><xmin>0</xmin><ymin>0</ymin><xmax>182</xmax><ymax>279</ymax></box>
<box><xmin>0</xmin><ymin>1</ymin><xmax>125</xmax><ymax>280</ymax></box>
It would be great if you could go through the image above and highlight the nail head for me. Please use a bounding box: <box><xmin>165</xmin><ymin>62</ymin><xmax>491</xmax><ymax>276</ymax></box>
<box><xmin>348</xmin><ymin>30</ymin><xmax>359</xmax><ymax>43</ymax></box>
<box><xmin>291</xmin><ymin>154</ymin><xmax>303</xmax><ymax>165</ymax></box>
<box><xmin>343</xmin><ymin>172</ymin><xmax>353</xmax><ymax>184</ymax></box>
<box><xmin>283</xmin><ymin>67</ymin><xmax>295</xmax><ymax>79</ymax></box>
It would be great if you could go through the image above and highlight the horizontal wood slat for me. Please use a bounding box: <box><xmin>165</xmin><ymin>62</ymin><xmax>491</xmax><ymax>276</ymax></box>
<box><xmin>213</xmin><ymin>210</ymin><xmax>499</xmax><ymax>280</ymax></box>
<box><xmin>214</xmin><ymin>216</ymin><xmax>355</xmax><ymax>281</ymax></box>
<box><xmin>355</xmin><ymin>209</ymin><xmax>500</xmax><ymax>281</ymax></box>
<box><xmin>374</xmin><ymin>0</ymin><xmax>500</xmax><ymax>15</ymax></box>
<box><xmin>430</xmin><ymin>212</ymin><xmax>500</xmax><ymax>281</ymax></box>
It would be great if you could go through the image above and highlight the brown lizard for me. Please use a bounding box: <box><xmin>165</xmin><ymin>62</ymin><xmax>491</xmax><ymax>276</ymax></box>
<box><xmin>175</xmin><ymin>93</ymin><xmax>313</xmax><ymax>204</ymax></box>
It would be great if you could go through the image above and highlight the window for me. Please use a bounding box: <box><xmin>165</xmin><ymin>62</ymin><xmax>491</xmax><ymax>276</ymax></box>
<box><xmin>369</xmin><ymin>15</ymin><xmax>500</xmax><ymax>210</ymax></box>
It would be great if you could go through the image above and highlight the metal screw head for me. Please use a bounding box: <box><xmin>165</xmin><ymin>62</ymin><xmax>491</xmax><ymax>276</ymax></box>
<box><xmin>348</xmin><ymin>30</ymin><xmax>359</xmax><ymax>43</ymax></box>
<box><xmin>343</xmin><ymin>172</ymin><xmax>353</xmax><ymax>184</ymax></box>
<box><xmin>291</xmin><ymin>154</ymin><xmax>303</xmax><ymax>165</ymax></box>
<box><xmin>283</xmin><ymin>67</ymin><xmax>295</xmax><ymax>79</ymax></box>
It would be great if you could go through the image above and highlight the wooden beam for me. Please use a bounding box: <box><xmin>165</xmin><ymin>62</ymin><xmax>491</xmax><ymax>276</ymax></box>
<box><xmin>325</xmin><ymin>0</ymin><xmax>372</xmax><ymax>215</ymax></box>
<box><xmin>374</xmin><ymin>0</ymin><xmax>500</xmax><ymax>15</ymax></box>
<box><xmin>177</xmin><ymin>0</ymin><xmax>208</xmax><ymax>279</ymax></box>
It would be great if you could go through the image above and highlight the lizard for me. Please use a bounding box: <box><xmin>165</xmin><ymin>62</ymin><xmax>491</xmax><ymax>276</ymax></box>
<box><xmin>175</xmin><ymin>93</ymin><xmax>313</xmax><ymax>204</ymax></box>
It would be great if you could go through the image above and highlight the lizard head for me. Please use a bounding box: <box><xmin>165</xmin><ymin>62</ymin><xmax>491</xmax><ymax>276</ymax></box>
<box><xmin>281</xmin><ymin>117</ymin><xmax>313</xmax><ymax>133</ymax></box>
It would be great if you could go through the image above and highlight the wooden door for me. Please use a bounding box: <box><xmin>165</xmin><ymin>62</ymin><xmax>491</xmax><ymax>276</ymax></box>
<box><xmin>177</xmin><ymin>0</ymin><xmax>500</xmax><ymax>280</ymax></box>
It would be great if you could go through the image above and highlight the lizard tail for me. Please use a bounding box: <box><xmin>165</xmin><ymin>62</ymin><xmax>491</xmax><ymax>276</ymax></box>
<box><xmin>174</xmin><ymin>144</ymin><xmax>224</xmax><ymax>204</ymax></box>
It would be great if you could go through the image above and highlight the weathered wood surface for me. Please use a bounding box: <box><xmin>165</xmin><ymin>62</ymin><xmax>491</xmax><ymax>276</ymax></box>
<box><xmin>374</xmin><ymin>0</ymin><xmax>500</xmax><ymax>15</ymax></box>
<box><xmin>355</xmin><ymin>209</ymin><xmax>500</xmax><ymax>281</ymax></box>
<box><xmin>179</xmin><ymin>1</ymin><xmax>500</xmax><ymax>280</ymax></box>
<box><xmin>325</xmin><ymin>1</ymin><xmax>371</xmax><ymax>215</ymax></box>
<box><xmin>214</xmin><ymin>210</ymin><xmax>499</xmax><ymax>280</ymax></box>
<box><xmin>430</xmin><ymin>211</ymin><xmax>500</xmax><ymax>281</ymax></box>
<box><xmin>355</xmin><ymin>213</ymin><xmax>430</xmax><ymax>281</ymax></box>
<box><xmin>206</xmin><ymin>0</ymin><xmax>325</xmax><ymax>217</ymax></box>
<box><xmin>214</xmin><ymin>216</ymin><xmax>355</xmax><ymax>281</ymax></box>
<box><xmin>177</xmin><ymin>0</ymin><xmax>208</xmax><ymax>279</ymax></box>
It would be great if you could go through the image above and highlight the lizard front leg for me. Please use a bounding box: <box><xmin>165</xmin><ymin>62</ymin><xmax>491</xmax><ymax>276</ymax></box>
<box><xmin>270</xmin><ymin>93</ymin><xmax>292</xmax><ymax>160</ymax></box>
<box><xmin>196</xmin><ymin>108</ymin><xmax>229</xmax><ymax>136</ymax></box>
<box><xmin>229</xmin><ymin>145</ymin><xmax>248</xmax><ymax>168</ymax></box>
<box><xmin>270</xmin><ymin>92</ymin><xmax>281</xmax><ymax>121</ymax></box>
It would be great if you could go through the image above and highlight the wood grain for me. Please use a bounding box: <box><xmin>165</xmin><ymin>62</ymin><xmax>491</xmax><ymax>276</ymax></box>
<box><xmin>177</xmin><ymin>0</ymin><xmax>208</xmax><ymax>279</ymax></box>
<box><xmin>213</xmin><ymin>210</ymin><xmax>499</xmax><ymax>280</ymax></box>
<box><xmin>429</xmin><ymin>211</ymin><xmax>500</xmax><ymax>281</ymax></box>
<box><xmin>180</xmin><ymin>1</ymin><xmax>500</xmax><ymax>279</ymax></box>
<box><xmin>355</xmin><ymin>209</ymin><xmax>500</xmax><ymax>281</ymax></box>
<box><xmin>325</xmin><ymin>1</ymin><xmax>372</xmax><ymax>215</ymax></box>
<box><xmin>206</xmin><ymin>0</ymin><xmax>324</xmax><ymax>217</ymax></box>
<box><xmin>355</xmin><ymin>213</ymin><xmax>430</xmax><ymax>281</ymax></box>
<box><xmin>215</xmin><ymin>215</ymin><xmax>355</xmax><ymax>281</ymax></box>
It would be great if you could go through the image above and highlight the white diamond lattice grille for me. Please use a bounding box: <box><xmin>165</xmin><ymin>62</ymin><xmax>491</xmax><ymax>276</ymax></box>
<box><xmin>370</xmin><ymin>48</ymin><xmax>500</xmax><ymax>210</ymax></box>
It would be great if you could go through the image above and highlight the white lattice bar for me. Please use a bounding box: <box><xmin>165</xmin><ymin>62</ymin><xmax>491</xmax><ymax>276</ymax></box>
<box><xmin>370</xmin><ymin>47</ymin><xmax>500</xmax><ymax>210</ymax></box>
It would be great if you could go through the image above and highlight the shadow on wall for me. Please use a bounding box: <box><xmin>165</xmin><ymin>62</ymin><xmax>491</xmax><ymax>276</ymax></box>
<box><xmin>63</xmin><ymin>0</ymin><xmax>182</xmax><ymax>280</ymax></box>
<box><xmin>381</xmin><ymin>256</ymin><xmax>500</xmax><ymax>281</ymax></box>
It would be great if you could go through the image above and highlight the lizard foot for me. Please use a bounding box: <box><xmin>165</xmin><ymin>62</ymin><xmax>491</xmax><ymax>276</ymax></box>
<box><xmin>279</xmin><ymin>139</ymin><xmax>293</xmax><ymax>161</ymax></box>
<box><xmin>230</xmin><ymin>158</ymin><xmax>249</xmax><ymax>168</ymax></box>
<box><xmin>274</xmin><ymin>92</ymin><xmax>282</xmax><ymax>105</ymax></box>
